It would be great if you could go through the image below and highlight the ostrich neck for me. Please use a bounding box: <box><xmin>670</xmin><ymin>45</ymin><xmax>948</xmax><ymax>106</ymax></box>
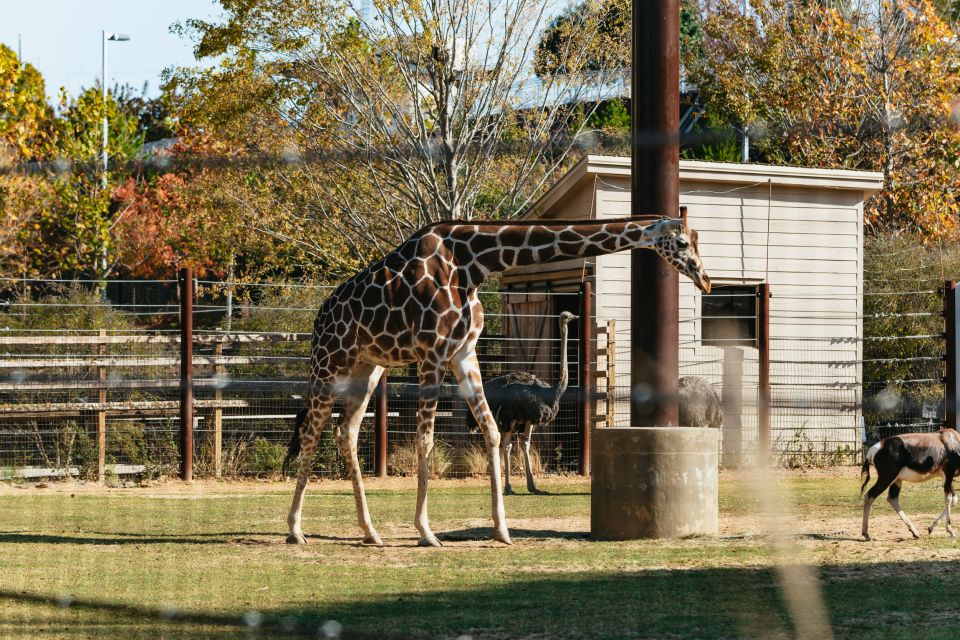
<box><xmin>551</xmin><ymin>321</ymin><xmax>571</xmax><ymax>415</ymax></box>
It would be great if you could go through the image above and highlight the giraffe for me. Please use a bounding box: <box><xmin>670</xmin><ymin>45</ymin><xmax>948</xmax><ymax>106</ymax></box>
<box><xmin>286</xmin><ymin>212</ymin><xmax>711</xmax><ymax>547</ymax></box>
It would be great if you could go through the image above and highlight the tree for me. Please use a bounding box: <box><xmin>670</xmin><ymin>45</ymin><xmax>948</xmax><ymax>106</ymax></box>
<box><xmin>535</xmin><ymin>0</ymin><xmax>704</xmax><ymax>78</ymax></box>
<box><xmin>165</xmin><ymin>0</ymin><xmax>618</xmax><ymax>264</ymax></box>
<box><xmin>22</xmin><ymin>86</ymin><xmax>144</xmax><ymax>280</ymax></box>
<box><xmin>687</xmin><ymin>0</ymin><xmax>960</xmax><ymax>236</ymax></box>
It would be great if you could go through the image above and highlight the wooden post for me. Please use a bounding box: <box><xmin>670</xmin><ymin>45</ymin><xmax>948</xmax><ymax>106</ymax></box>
<box><xmin>945</xmin><ymin>281</ymin><xmax>958</xmax><ymax>430</ymax></box>
<box><xmin>374</xmin><ymin>372</ymin><xmax>388</xmax><ymax>478</ymax></box>
<box><xmin>97</xmin><ymin>329</ymin><xmax>107</xmax><ymax>483</ymax></box>
<box><xmin>214</xmin><ymin>341</ymin><xmax>224</xmax><ymax>478</ymax></box>
<box><xmin>757</xmin><ymin>283</ymin><xmax>771</xmax><ymax>462</ymax></box>
<box><xmin>579</xmin><ymin>281</ymin><xmax>593</xmax><ymax>476</ymax></box>
<box><xmin>606</xmin><ymin>320</ymin><xmax>617</xmax><ymax>428</ymax></box>
<box><xmin>179</xmin><ymin>267</ymin><xmax>194</xmax><ymax>482</ymax></box>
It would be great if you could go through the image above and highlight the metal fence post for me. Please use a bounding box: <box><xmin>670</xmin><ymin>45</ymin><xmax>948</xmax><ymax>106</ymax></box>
<box><xmin>579</xmin><ymin>280</ymin><xmax>593</xmax><ymax>476</ymax></box>
<box><xmin>97</xmin><ymin>328</ymin><xmax>107</xmax><ymax>483</ymax></box>
<box><xmin>179</xmin><ymin>267</ymin><xmax>194</xmax><ymax>481</ymax></box>
<box><xmin>757</xmin><ymin>283</ymin><xmax>771</xmax><ymax>462</ymax></box>
<box><xmin>375</xmin><ymin>372</ymin><xmax>388</xmax><ymax>478</ymax></box>
<box><xmin>945</xmin><ymin>280</ymin><xmax>957</xmax><ymax>430</ymax></box>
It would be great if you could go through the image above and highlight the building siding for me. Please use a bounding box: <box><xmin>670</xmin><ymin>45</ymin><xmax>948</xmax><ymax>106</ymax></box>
<box><xmin>508</xmin><ymin>158</ymin><xmax>879</xmax><ymax>461</ymax></box>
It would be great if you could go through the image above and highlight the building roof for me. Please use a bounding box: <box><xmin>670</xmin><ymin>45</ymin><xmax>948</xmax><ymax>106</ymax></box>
<box><xmin>524</xmin><ymin>155</ymin><xmax>885</xmax><ymax>219</ymax></box>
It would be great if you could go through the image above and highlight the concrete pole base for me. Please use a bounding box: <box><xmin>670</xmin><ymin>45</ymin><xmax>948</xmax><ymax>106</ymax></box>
<box><xmin>591</xmin><ymin>427</ymin><xmax>718</xmax><ymax>540</ymax></box>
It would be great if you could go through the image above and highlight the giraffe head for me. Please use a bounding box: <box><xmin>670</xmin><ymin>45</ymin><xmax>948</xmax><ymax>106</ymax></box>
<box><xmin>650</xmin><ymin>209</ymin><xmax>712</xmax><ymax>294</ymax></box>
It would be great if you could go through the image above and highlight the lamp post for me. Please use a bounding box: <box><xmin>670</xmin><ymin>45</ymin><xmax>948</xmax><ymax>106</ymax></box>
<box><xmin>100</xmin><ymin>31</ymin><xmax>129</xmax><ymax>282</ymax></box>
<box><xmin>101</xmin><ymin>31</ymin><xmax>130</xmax><ymax>188</ymax></box>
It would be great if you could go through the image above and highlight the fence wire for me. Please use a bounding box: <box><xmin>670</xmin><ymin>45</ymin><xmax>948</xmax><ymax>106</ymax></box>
<box><xmin>0</xmin><ymin>261</ymin><xmax>953</xmax><ymax>477</ymax></box>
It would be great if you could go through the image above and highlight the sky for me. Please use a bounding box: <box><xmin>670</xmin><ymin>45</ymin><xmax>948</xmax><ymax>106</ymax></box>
<box><xmin>0</xmin><ymin>0</ymin><xmax>222</xmax><ymax>103</ymax></box>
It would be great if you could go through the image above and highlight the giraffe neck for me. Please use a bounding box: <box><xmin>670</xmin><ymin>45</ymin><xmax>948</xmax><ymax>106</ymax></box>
<box><xmin>444</xmin><ymin>218</ymin><xmax>665</xmax><ymax>286</ymax></box>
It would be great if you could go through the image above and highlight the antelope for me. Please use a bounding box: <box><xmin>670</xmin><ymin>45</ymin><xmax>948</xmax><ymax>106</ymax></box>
<box><xmin>860</xmin><ymin>428</ymin><xmax>960</xmax><ymax>541</ymax></box>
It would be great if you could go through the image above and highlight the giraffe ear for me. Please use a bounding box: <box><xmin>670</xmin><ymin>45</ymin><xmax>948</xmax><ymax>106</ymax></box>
<box><xmin>680</xmin><ymin>206</ymin><xmax>688</xmax><ymax>230</ymax></box>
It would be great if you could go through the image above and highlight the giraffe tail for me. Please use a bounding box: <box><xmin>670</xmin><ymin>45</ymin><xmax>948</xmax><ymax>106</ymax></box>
<box><xmin>282</xmin><ymin>408</ymin><xmax>308</xmax><ymax>478</ymax></box>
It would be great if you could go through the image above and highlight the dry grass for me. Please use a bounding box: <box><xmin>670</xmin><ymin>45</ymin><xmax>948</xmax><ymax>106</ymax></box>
<box><xmin>388</xmin><ymin>439</ymin><xmax>453</xmax><ymax>478</ymax></box>
<box><xmin>458</xmin><ymin>441</ymin><xmax>543</xmax><ymax>477</ymax></box>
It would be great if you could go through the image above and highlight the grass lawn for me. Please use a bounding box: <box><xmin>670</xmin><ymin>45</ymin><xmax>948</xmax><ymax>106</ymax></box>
<box><xmin>2</xmin><ymin>469</ymin><xmax>960</xmax><ymax>639</ymax></box>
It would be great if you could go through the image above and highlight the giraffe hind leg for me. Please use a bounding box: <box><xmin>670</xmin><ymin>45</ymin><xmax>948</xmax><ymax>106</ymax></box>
<box><xmin>336</xmin><ymin>364</ymin><xmax>385</xmax><ymax>545</ymax></box>
<box><xmin>287</xmin><ymin>393</ymin><xmax>334</xmax><ymax>544</ymax></box>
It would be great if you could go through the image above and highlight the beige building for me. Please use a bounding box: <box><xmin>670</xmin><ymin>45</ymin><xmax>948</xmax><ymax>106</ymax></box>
<box><xmin>503</xmin><ymin>156</ymin><xmax>884</xmax><ymax>462</ymax></box>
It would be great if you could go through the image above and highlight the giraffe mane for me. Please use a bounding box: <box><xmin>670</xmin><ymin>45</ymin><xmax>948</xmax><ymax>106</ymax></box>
<box><xmin>415</xmin><ymin>215</ymin><xmax>673</xmax><ymax>235</ymax></box>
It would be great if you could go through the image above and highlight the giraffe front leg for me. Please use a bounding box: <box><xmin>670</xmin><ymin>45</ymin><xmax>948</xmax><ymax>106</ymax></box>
<box><xmin>451</xmin><ymin>350</ymin><xmax>511</xmax><ymax>545</ymax></box>
<box><xmin>287</xmin><ymin>396</ymin><xmax>333</xmax><ymax>544</ymax></box>
<box><xmin>414</xmin><ymin>367</ymin><xmax>442</xmax><ymax>547</ymax></box>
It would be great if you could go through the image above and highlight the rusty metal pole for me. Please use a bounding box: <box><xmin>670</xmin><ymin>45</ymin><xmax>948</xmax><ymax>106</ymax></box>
<box><xmin>757</xmin><ymin>283</ymin><xmax>771</xmax><ymax>462</ymax></box>
<box><xmin>375</xmin><ymin>372</ymin><xmax>388</xmax><ymax>478</ymax></box>
<box><xmin>179</xmin><ymin>267</ymin><xmax>194</xmax><ymax>481</ymax></box>
<box><xmin>945</xmin><ymin>281</ymin><xmax>957</xmax><ymax>430</ymax></box>
<box><xmin>579</xmin><ymin>280</ymin><xmax>593</xmax><ymax>475</ymax></box>
<box><xmin>631</xmin><ymin>0</ymin><xmax>680</xmax><ymax>427</ymax></box>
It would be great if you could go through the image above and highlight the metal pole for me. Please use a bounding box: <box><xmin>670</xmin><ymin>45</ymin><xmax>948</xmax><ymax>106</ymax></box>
<box><xmin>757</xmin><ymin>283</ymin><xmax>771</xmax><ymax>462</ymax></box>
<box><xmin>945</xmin><ymin>281</ymin><xmax>957</xmax><ymax>430</ymax></box>
<box><xmin>101</xmin><ymin>30</ymin><xmax>108</xmax><ymax>191</ymax></box>
<box><xmin>579</xmin><ymin>280</ymin><xmax>593</xmax><ymax>476</ymax></box>
<box><xmin>631</xmin><ymin>0</ymin><xmax>680</xmax><ymax>427</ymax></box>
<box><xmin>179</xmin><ymin>267</ymin><xmax>194</xmax><ymax>481</ymax></box>
<box><xmin>375</xmin><ymin>372</ymin><xmax>388</xmax><ymax>478</ymax></box>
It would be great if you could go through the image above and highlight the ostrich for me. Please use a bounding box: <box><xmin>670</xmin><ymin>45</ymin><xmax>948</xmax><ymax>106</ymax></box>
<box><xmin>471</xmin><ymin>310</ymin><xmax>578</xmax><ymax>495</ymax></box>
<box><xmin>678</xmin><ymin>376</ymin><xmax>723</xmax><ymax>428</ymax></box>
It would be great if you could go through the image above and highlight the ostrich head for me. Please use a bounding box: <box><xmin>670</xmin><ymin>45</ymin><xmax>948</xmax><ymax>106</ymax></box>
<box><xmin>559</xmin><ymin>311</ymin><xmax>578</xmax><ymax>326</ymax></box>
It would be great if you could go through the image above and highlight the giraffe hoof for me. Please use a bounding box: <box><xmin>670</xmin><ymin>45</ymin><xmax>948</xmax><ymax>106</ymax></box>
<box><xmin>947</xmin><ymin>527</ymin><xmax>956</xmax><ymax>538</ymax></box>
<box><xmin>531</xmin><ymin>489</ymin><xmax>550</xmax><ymax>496</ymax></box>
<box><xmin>928</xmin><ymin>525</ymin><xmax>936</xmax><ymax>535</ymax></box>
<box><xmin>862</xmin><ymin>533</ymin><xmax>871</xmax><ymax>542</ymax></box>
<box><xmin>491</xmin><ymin>528</ymin><xmax>513</xmax><ymax>545</ymax></box>
<box><xmin>417</xmin><ymin>535</ymin><xmax>443</xmax><ymax>548</ymax></box>
<box><xmin>362</xmin><ymin>532</ymin><xmax>384</xmax><ymax>546</ymax></box>
<box><xmin>286</xmin><ymin>533</ymin><xmax>307</xmax><ymax>545</ymax></box>
<box><xmin>503</xmin><ymin>487</ymin><xmax>515</xmax><ymax>496</ymax></box>
<box><xmin>910</xmin><ymin>530</ymin><xmax>920</xmax><ymax>540</ymax></box>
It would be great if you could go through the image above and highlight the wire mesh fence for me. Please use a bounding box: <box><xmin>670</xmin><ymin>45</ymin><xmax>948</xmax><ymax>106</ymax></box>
<box><xmin>0</xmin><ymin>279</ymin><xmax>584</xmax><ymax>480</ymax></box>
<box><xmin>1</xmin><ymin>257</ymin><xmax>956</xmax><ymax>477</ymax></box>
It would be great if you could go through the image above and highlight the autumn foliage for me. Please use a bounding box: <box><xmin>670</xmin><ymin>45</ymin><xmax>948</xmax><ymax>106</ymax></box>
<box><xmin>689</xmin><ymin>0</ymin><xmax>960</xmax><ymax>238</ymax></box>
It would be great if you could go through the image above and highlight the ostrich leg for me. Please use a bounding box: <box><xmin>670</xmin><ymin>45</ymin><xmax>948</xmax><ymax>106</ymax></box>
<box><xmin>502</xmin><ymin>428</ymin><xmax>515</xmax><ymax>495</ymax></box>
<box><xmin>521</xmin><ymin>422</ymin><xmax>547</xmax><ymax>495</ymax></box>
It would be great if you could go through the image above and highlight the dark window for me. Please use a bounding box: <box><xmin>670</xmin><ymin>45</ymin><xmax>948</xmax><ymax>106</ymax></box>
<box><xmin>701</xmin><ymin>285</ymin><xmax>758</xmax><ymax>347</ymax></box>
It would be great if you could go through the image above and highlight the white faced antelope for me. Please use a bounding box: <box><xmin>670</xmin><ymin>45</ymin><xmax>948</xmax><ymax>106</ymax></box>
<box><xmin>860</xmin><ymin>428</ymin><xmax>960</xmax><ymax>541</ymax></box>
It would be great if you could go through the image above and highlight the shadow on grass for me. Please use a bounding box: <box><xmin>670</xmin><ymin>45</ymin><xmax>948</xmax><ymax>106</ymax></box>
<box><xmin>438</xmin><ymin>526</ymin><xmax>589</xmax><ymax>542</ymax></box>
<box><xmin>0</xmin><ymin>531</ymin><xmax>357</xmax><ymax>545</ymax></box>
<box><xmin>6</xmin><ymin>559</ymin><xmax>957</xmax><ymax>639</ymax></box>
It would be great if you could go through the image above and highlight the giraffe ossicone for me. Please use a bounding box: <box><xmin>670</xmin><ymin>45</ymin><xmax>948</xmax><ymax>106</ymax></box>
<box><xmin>285</xmin><ymin>215</ymin><xmax>711</xmax><ymax>547</ymax></box>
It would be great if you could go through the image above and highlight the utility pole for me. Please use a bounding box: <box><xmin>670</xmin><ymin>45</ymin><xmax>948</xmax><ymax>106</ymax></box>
<box><xmin>100</xmin><ymin>31</ymin><xmax>130</xmax><ymax>287</ymax></box>
<box><xmin>631</xmin><ymin>0</ymin><xmax>680</xmax><ymax>427</ymax></box>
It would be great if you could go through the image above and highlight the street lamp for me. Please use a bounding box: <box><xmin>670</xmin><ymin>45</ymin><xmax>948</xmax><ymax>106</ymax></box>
<box><xmin>100</xmin><ymin>31</ymin><xmax>129</xmax><ymax>283</ymax></box>
<box><xmin>101</xmin><ymin>31</ymin><xmax>130</xmax><ymax>189</ymax></box>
